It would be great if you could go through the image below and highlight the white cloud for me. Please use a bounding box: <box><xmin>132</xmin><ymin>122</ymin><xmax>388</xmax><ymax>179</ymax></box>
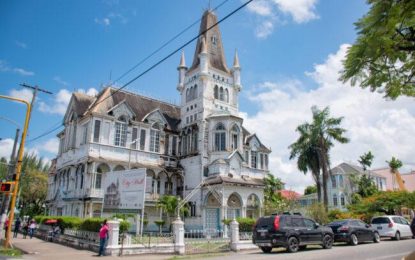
<box><xmin>95</xmin><ymin>17</ymin><xmax>110</xmax><ymax>26</ymax></box>
<box><xmin>242</xmin><ymin>44</ymin><xmax>415</xmax><ymax>193</ymax></box>
<box><xmin>38</xmin><ymin>88</ymin><xmax>98</xmax><ymax>116</ymax></box>
<box><xmin>0</xmin><ymin>139</ymin><xmax>14</xmax><ymax>160</ymax></box>
<box><xmin>37</xmin><ymin>138</ymin><xmax>59</xmax><ymax>155</ymax></box>
<box><xmin>0</xmin><ymin>60</ymin><xmax>34</xmax><ymax>76</ymax></box>
<box><xmin>53</xmin><ymin>76</ymin><xmax>70</xmax><ymax>87</ymax></box>
<box><xmin>9</xmin><ymin>88</ymin><xmax>34</xmax><ymax>102</ymax></box>
<box><xmin>15</xmin><ymin>40</ymin><xmax>27</xmax><ymax>49</ymax></box>
<box><xmin>246</xmin><ymin>0</ymin><xmax>319</xmax><ymax>38</ymax></box>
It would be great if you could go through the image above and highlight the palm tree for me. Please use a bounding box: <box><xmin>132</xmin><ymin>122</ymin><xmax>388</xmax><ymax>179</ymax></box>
<box><xmin>309</xmin><ymin>106</ymin><xmax>349</xmax><ymax>210</ymax></box>
<box><xmin>156</xmin><ymin>195</ymin><xmax>189</xmax><ymax>231</ymax></box>
<box><xmin>289</xmin><ymin>123</ymin><xmax>322</xmax><ymax>202</ymax></box>
<box><xmin>358</xmin><ymin>151</ymin><xmax>374</xmax><ymax>171</ymax></box>
<box><xmin>387</xmin><ymin>157</ymin><xmax>404</xmax><ymax>191</ymax></box>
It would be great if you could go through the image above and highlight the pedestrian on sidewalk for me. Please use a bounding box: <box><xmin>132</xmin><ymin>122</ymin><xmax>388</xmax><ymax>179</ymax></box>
<box><xmin>29</xmin><ymin>219</ymin><xmax>36</xmax><ymax>239</ymax></box>
<box><xmin>98</xmin><ymin>219</ymin><xmax>109</xmax><ymax>256</ymax></box>
<box><xmin>22</xmin><ymin>221</ymin><xmax>29</xmax><ymax>239</ymax></box>
<box><xmin>13</xmin><ymin>217</ymin><xmax>21</xmax><ymax>238</ymax></box>
<box><xmin>4</xmin><ymin>218</ymin><xmax>9</xmax><ymax>239</ymax></box>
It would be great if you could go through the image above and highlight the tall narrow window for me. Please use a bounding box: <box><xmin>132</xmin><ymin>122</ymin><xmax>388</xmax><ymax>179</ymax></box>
<box><xmin>131</xmin><ymin>127</ymin><xmax>138</xmax><ymax>149</ymax></box>
<box><xmin>340</xmin><ymin>194</ymin><xmax>345</xmax><ymax>206</ymax></box>
<box><xmin>114</xmin><ymin>116</ymin><xmax>127</xmax><ymax>147</ymax></box>
<box><xmin>82</xmin><ymin>125</ymin><xmax>88</xmax><ymax>144</ymax></box>
<box><xmin>140</xmin><ymin>129</ymin><xmax>146</xmax><ymax>150</ymax></box>
<box><xmin>225</xmin><ymin>89</ymin><xmax>229</xmax><ymax>103</ymax></box>
<box><xmin>219</xmin><ymin>87</ymin><xmax>224</xmax><ymax>101</ymax></box>
<box><xmin>93</xmin><ymin>120</ymin><xmax>101</xmax><ymax>143</ymax></box>
<box><xmin>193</xmin><ymin>132</ymin><xmax>198</xmax><ymax>152</ymax></box>
<box><xmin>264</xmin><ymin>154</ymin><xmax>268</xmax><ymax>170</ymax></box>
<box><xmin>150</xmin><ymin>124</ymin><xmax>160</xmax><ymax>153</ymax></box>
<box><xmin>95</xmin><ymin>174</ymin><xmax>102</xmax><ymax>189</ymax></box>
<box><xmin>172</xmin><ymin>136</ymin><xmax>177</xmax><ymax>155</ymax></box>
<box><xmin>251</xmin><ymin>151</ymin><xmax>257</xmax><ymax>168</ymax></box>
<box><xmin>260</xmin><ymin>154</ymin><xmax>264</xmax><ymax>169</ymax></box>
<box><xmin>214</xmin><ymin>123</ymin><xmax>226</xmax><ymax>151</ymax></box>
<box><xmin>231</xmin><ymin>125</ymin><xmax>239</xmax><ymax>150</ymax></box>
<box><xmin>214</xmin><ymin>85</ymin><xmax>219</xmax><ymax>99</ymax></box>
<box><xmin>331</xmin><ymin>175</ymin><xmax>337</xmax><ymax>188</ymax></box>
<box><xmin>245</xmin><ymin>151</ymin><xmax>249</xmax><ymax>163</ymax></box>
<box><xmin>333</xmin><ymin>194</ymin><xmax>338</xmax><ymax>207</ymax></box>
<box><xmin>164</xmin><ymin>134</ymin><xmax>170</xmax><ymax>155</ymax></box>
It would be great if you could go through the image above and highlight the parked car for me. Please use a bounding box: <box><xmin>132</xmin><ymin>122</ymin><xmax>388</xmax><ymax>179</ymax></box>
<box><xmin>371</xmin><ymin>216</ymin><xmax>413</xmax><ymax>240</ymax></box>
<box><xmin>252</xmin><ymin>213</ymin><xmax>334</xmax><ymax>253</ymax></box>
<box><xmin>411</xmin><ymin>217</ymin><xmax>415</xmax><ymax>238</ymax></box>
<box><xmin>327</xmin><ymin>219</ymin><xmax>380</xmax><ymax>245</ymax></box>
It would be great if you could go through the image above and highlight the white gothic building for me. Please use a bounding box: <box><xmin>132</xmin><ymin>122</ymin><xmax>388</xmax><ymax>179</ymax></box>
<box><xmin>46</xmin><ymin>10</ymin><xmax>271</xmax><ymax>231</ymax></box>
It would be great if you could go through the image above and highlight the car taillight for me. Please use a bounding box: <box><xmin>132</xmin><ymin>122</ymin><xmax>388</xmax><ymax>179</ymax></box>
<box><xmin>388</xmin><ymin>223</ymin><xmax>393</xmax><ymax>228</ymax></box>
<box><xmin>273</xmin><ymin>216</ymin><xmax>280</xmax><ymax>231</ymax></box>
<box><xmin>339</xmin><ymin>226</ymin><xmax>349</xmax><ymax>232</ymax></box>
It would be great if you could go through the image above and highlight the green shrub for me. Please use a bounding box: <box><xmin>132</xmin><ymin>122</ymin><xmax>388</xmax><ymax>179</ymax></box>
<box><xmin>119</xmin><ymin>220</ymin><xmax>131</xmax><ymax>233</ymax></box>
<box><xmin>306</xmin><ymin>203</ymin><xmax>329</xmax><ymax>224</ymax></box>
<box><xmin>79</xmin><ymin>218</ymin><xmax>104</xmax><ymax>232</ymax></box>
<box><xmin>222</xmin><ymin>217</ymin><xmax>256</xmax><ymax>232</ymax></box>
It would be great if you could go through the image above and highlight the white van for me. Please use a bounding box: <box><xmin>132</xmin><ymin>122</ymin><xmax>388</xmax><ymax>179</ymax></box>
<box><xmin>371</xmin><ymin>216</ymin><xmax>413</xmax><ymax>240</ymax></box>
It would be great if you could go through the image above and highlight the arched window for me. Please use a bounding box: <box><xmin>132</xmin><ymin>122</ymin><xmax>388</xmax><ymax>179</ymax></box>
<box><xmin>115</xmin><ymin>115</ymin><xmax>128</xmax><ymax>147</ymax></box>
<box><xmin>333</xmin><ymin>194</ymin><xmax>338</xmax><ymax>207</ymax></box>
<box><xmin>219</xmin><ymin>87</ymin><xmax>224</xmax><ymax>101</ymax></box>
<box><xmin>96</xmin><ymin>163</ymin><xmax>110</xmax><ymax>189</ymax></box>
<box><xmin>214</xmin><ymin>123</ymin><xmax>226</xmax><ymax>151</ymax></box>
<box><xmin>225</xmin><ymin>89</ymin><xmax>229</xmax><ymax>103</ymax></box>
<box><xmin>231</xmin><ymin>125</ymin><xmax>239</xmax><ymax>150</ymax></box>
<box><xmin>193</xmin><ymin>85</ymin><xmax>198</xmax><ymax>99</ymax></box>
<box><xmin>214</xmin><ymin>85</ymin><xmax>219</xmax><ymax>99</ymax></box>
<box><xmin>150</xmin><ymin>123</ymin><xmax>161</xmax><ymax>153</ymax></box>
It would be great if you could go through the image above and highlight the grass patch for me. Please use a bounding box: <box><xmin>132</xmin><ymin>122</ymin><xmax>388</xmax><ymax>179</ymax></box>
<box><xmin>0</xmin><ymin>247</ymin><xmax>23</xmax><ymax>257</ymax></box>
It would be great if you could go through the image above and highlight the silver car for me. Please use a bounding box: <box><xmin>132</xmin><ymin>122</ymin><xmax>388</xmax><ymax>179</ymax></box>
<box><xmin>371</xmin><ymin>216</ymin><xmax>413</xmax><ymax>240</ymax></box>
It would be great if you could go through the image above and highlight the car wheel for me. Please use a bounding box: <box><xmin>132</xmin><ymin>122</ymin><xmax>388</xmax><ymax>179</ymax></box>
<box><xmin>373</xmin><ymin>232</ymin><xmax>380</xmax><ymax>243</ymax></box>
<box><xmin>394</xmin><ymin>231</ymin><xmax>401</xmax><ymax>241</ymax></box>
<box><xmin>299</xmin><ymin>245</ymin><xmax>307</xmax><ymax>250</ymax></box>
<box><xmin>260</xmin><ymin>246</ymin><xmax>272</xmax><ymax>253</ymax></box>
<box><xmin>322</xmin><ymin>234</ymin><xmax>333</xmax><ymax>249</ymax></box>
<box><xmin>349</xmin><ymin>233</ymin><xmax>358</xmax><ymax>246</ymax></box>
<box><xmin>287</xmin><ymin>237</ymin><xmax>299</xmax><ymax>253</ymax></box>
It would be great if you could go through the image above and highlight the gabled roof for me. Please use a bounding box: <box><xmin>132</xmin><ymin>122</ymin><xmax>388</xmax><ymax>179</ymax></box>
<box><xmin>188</xmin><ymin>10</ymin><xmax>230</xmax><ymax>74</ymax></box>
<box><xmin>87</xmin><ymin>87</ymin><xmax>181</xmax><ymax>131</ymax></box>
<box><xmin>244</xmin><ymin>131</ymin><xmax>271</xmax><ymax>153</ymax></box>
<box><xmin>63</xmin><ymin>92</ymin><xmax>96</xmax><ymax>122</ymax></box>
<box><xmin>331</xmin><ymin>162</ymin><xmax>384</xmax><ymax>178</ymax></box>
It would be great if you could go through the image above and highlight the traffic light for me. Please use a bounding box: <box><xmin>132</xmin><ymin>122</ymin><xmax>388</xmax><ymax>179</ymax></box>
<box><xmin>0</xmin><ymin>182</ymin><xmax>13</xmax><ymax>193</ymax></box>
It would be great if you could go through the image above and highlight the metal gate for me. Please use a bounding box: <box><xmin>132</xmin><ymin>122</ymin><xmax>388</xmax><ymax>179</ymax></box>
<box><xmin>185</xmin><ymin>229</ymin><xmax>230</xmax><ymax>254</ymax></box>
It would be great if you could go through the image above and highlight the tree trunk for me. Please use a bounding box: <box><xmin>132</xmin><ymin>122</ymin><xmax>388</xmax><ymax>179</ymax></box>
<box><xmin>312</xmin><ymin>170</ymin><xmax>322</xmax><ymax>203</ymax></box>
<box><xmin>318</xmin><ymin>139</ymin><xmax>329</xmax><ymax>211</ymax></box>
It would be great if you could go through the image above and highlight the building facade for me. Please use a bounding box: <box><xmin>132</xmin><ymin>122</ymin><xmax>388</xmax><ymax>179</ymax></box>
<box><xmin>46</xmin><ymin>10</ymin><xmax>271</xmax><ymax>231</ymax></box>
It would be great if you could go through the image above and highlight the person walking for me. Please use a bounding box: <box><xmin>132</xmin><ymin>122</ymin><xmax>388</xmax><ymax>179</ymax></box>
<box><xmin>4</xmin><ymin>218</ymin><xmax>9</xmax><ymax>239</ymax></box>
<box><xmin>22</xmin><ymin>221</ymin><xmax>29</xmax><ymax>239</ymax></box>
<box><xmin>29</xmin><ymin>220</ymin><xmax>36</xmax><ymax>239</ymax></box>
<box><xmin>98</xmin><ymin>219</ymin><xmax>109</xmax><ymax>257</ymax></box>
<box><xmin>13</xmin><ymin>217</ymin><xmax>21</xmax><ymax>238</ymax></box>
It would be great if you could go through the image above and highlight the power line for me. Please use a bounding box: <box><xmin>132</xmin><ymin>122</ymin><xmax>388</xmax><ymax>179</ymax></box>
<box><xmin>111</xmin><ymin>0</ymin><xmax>230</xmax><ymax>85</ymax></box>
<box><xmin>27</xmin><ymin>124</ymin><xmax>63</xmax><ymax>143</ymax></box>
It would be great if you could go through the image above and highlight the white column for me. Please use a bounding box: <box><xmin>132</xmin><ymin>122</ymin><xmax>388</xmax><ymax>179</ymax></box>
<box><xmin>173</xmin><ymin>217</ymin><xmax>185</xmax><ymax>255</ymax></box>
<box><xmin>107</xmin><ymin>220</ymin><xmax>120</xmax><ymax>256</ymax></box>
<box><xmin>230</xmin><ymin>219</ymin><xmax>239</xmax><ymax>252</ymax></box>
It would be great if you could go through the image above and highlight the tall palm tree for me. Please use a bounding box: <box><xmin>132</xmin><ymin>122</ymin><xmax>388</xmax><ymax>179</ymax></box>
<box><xmin>358</xmin><ymin>151</ymin><xmax>374</xmax><ymax>171</ymax></box>
<box><xmin>289</xmin><ymin>123</ymin><xmax>322</xmax><ymax>203</ymax></box>
<box><xmin>309</xmin><ymin>106</ymin><xmax>349</xmax><ymax>210</ymax></box>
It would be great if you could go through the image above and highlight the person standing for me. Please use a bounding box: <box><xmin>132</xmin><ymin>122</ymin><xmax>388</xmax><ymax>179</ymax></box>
<box><xmin>13</xmin><ymin>218</ymin><xmax>21</xmax><ymax>238</ymax></box>
<box><xmin>4</xmin><ymin>218</ymin><xmax>9</xmax><ymax>239</ymax></box>
<box><xmin>22</xmin><ymin>221</ymin><xmax>29</xmax><ymax>239</ymax></box>
<box><xmin>29</xmin><ymin>220</ymin><xmax>36</xmax><ymax>239</ymax></box>
<box><xmin>98</xmin><ymin>219</ymin><xmax>109</xmax><ymax>256</ymax></box>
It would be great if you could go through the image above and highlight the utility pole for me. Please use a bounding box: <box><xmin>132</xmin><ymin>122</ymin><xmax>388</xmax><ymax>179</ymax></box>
<box><xmin>2</xmin><ymin>84</ymin><xmax>52</xmax><ymax>247</ymax></box>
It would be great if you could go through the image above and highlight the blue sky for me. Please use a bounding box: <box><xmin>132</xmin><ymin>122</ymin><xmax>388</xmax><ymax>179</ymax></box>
<box><xmin>1</xmin><ymin>0</ymin><xmax>414</xmax><ymax>192</ymax></box>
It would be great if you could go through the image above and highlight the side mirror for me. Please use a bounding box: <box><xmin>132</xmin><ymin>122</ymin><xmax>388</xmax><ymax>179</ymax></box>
<box><xmin>365</xmin><ymin>224</ymin><xmax>371</xmax><ymax>228</ymax></box>
<box><xmin>314</xmin><ymin>223</ymin><xmax>320</xmax><ymax>229</ymax></box>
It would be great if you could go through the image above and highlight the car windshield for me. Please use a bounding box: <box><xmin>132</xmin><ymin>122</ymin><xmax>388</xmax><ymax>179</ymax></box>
<box><xmin>328</xmin><ymin>220</ymin><xmax>348</xmax><ymax>226</ymax></box>
<box><xmin>371</xmin><ymin>217</ymin><xmax>390</xmax><ymax>224</ymax></box>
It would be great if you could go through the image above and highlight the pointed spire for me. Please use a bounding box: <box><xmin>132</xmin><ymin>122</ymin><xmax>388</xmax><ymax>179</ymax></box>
<box><xmin>178</xmin><ymin>51</ymin><xmax>187</xmax><ymax>69</ymax></box>
<box><xmin>200</xmin><ymin>36</ymin><xmax>207</xmax><ymax>54</ymax></box>
<box><xmin>233</xmin><ymin>49</ymin><xmax>240</xmax><ymax>69</ymax></box>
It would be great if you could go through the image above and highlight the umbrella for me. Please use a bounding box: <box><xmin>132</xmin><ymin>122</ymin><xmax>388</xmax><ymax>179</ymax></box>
<box><xmin>45</xmin><ymin>219</ymin><xmax>58</xmax><ymax>224</ymax></box>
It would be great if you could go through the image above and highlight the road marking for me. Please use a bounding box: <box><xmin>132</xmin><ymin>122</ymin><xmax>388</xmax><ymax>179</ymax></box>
<box><xmin>366</xmin><ymin>251</ymin><xmax>412</xmax><ymax>260</ymax></box>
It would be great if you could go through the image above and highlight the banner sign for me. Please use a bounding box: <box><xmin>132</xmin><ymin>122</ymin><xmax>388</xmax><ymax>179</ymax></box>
<box><xmin>102</xmin><ymin>168</ymin><xmax>146</xmax><ymax>213</ymax></box>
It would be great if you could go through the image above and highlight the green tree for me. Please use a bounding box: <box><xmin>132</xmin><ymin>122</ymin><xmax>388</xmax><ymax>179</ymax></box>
<box><xmin>0</xmin><ymin>157</ymin><xmax>8</xmax><ymax>180</ymax></box>
<box><xmin>263</xmin><ymin>173</ymin><xmax>285</xmax><ymax>214</ymax></box>
<box><xmin>289</xmin><ymin>123</ymin><xmax>322</xmax><ymax>203</ymax></box>
<box><xmin>292</xmin><ymin>106</ymin><xmax>349</xmax><ymax>210</ymax></box>
<box><xmin>387</xmin><ymin>156</ymin><xmax>403</xmax><ymax>173</ymax></box>
<box><xmin>156</xmin><ymin>195</ymin><xmax>188</xmax><ymax>231</ymax></box>
<box><xmin>341</xmin><ymin>0</ymin><xmax>415</xmax><ymax>99</ymax></box>
<box><xmin>358</xmin><ymin>151</ymin><xmax>374</xmax><ymax>171</ymax></box>
<box><xmin>304</xmin><ymin>185</ymin><xmax>317</xmax><ymax>195</ymax></box>
<box><xmin>357</xmin><ymin>174</ymin><xmax>379</xmax><ymax>198</ymax></box>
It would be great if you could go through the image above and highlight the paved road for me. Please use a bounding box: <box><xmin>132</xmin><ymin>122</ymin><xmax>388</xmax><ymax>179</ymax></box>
<box><xmin>211</xmin><ymin>239</ymin><xmax>415</xmax><ymax>260</ymax></box>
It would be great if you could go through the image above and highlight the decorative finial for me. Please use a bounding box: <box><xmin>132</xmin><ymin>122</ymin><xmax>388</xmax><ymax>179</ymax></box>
<box><xmin>233</xmin><ymin>49</ymin><xmax>240</xmax><ymax>68</ymax></box>
<box><xmin>178</xmin><ymin>51</ymin><xmax>186</xmax><ymax>68</ymax></box>
<box><xmin>200</xmin><ymin>36</ymin><xmax>207</xmax><ymax>54</ymax></box>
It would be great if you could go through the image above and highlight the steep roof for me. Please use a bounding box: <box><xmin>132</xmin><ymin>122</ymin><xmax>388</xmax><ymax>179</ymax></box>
<box><xmin>88</xmin><ymin>87</ymin><xmax>181</xmax><ymax>130</ymax></box>
<box><xmin>188</xmin><ymin>10</ymin><xmax>230</xmax><ymax>74</ymax></box>
<box><xmin>72</xmin><ymin>92</ymin><xmax>95</xmax><ymax>116</ymax></box>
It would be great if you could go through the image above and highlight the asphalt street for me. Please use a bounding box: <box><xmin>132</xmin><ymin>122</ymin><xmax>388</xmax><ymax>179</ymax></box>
<box><xmin>210</xmin><ymin>238</ymin><xmax>415</xmax><ymax>260</ymax></box>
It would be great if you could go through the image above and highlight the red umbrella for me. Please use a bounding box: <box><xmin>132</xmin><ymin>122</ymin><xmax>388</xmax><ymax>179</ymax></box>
<box><xmin>45</xmin><ymin>219</ymin><xmax>58</xmax><ymax>224</ymax></box>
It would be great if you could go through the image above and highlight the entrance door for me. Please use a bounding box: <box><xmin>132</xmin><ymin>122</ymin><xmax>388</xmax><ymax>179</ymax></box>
<box><xmin>205</xmin><ymin>208</ymin><xmax>220</xmax><ymax>231</ymax></box>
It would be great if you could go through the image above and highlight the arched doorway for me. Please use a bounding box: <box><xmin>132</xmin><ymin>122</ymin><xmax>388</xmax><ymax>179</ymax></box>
<box><xmin>96</xmin><ymin>163</ymin><xmax>110</xmax><ymax>189</ymax></box>
<box><xmin>246</xmin><ymin>194</ymin><xmax>260</xmax><ymax>219</ymax></box>
<box><xmin>205</xmin><ymin>192</ymin><xmax>221</xmax><ymax>231</ymax></box>
<box><xmin>227</xmin><ymin>193</ymin><xmax>242</xmax><ymax>220</ymax></box>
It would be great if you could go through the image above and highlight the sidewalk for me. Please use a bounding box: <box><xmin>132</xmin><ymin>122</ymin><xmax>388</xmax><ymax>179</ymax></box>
<box><xmin>9</xmin><ymin>236</ymin><xmax>172</xmax><ymax>260</ymax></box>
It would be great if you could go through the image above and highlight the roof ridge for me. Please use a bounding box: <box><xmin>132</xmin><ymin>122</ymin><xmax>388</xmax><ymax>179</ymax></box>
<box><xmin>112</xmin><ymin>87</ymin><xmax>180</xmax><ymax>109</ymax></box>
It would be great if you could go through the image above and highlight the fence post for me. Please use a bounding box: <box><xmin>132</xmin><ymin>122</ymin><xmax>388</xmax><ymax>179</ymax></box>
<box><xmin>106</xmin><ymin>220</ymin><xmax>120</xmax><ymax>256</ymax></box>
<box><xmin>230</xmin><ymin>219</ymin><xmax>239</xmax><ymax>252</ymax></box>
<box><xmin>172</xmin><ymin>217</ymin><xmax>185</xmax><ymax>255</ymax></box>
